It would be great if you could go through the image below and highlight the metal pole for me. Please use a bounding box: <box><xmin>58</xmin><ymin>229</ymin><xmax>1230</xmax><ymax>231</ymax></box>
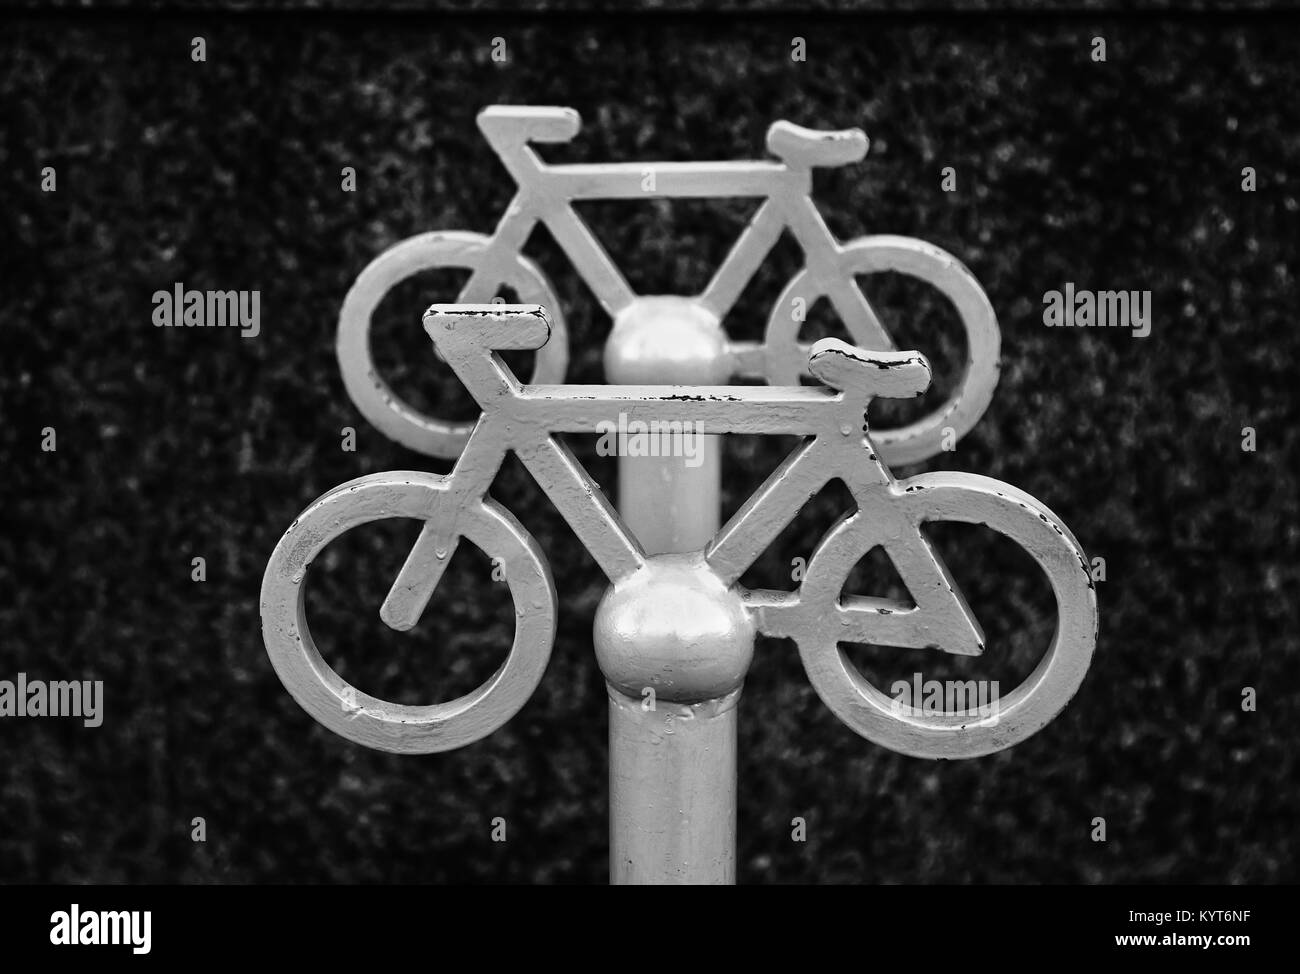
<box><xmin>605</xmin><ymin>297</ymin><xmax>724</xmax><ymax>552</ymax></box>
<box><xmin>606</xmin><ymin>687</ymin><xmax>739</xmax><ymax>884</ymax></box>
<box><xmin>599</xmin><ymin>295</ymin><xmax>748</xmax><ymax>885</ymax></box>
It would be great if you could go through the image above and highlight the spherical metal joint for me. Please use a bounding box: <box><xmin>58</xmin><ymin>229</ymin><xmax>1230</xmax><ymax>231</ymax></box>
<box><xmin>604</xmin><ymin>296</ymin><xmax>732</xmax><ymax>385</ymax></box>
<box><xmin>594</xmin><ymin>553</ymin><xmax>756</xmax><ymax>703</ymax></box>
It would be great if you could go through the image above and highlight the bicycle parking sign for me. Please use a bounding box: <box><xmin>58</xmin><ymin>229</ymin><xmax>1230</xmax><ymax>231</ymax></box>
<box><xmin>261</xmin><ymin>106</ymin><xmax>1098</xmax><ymax>883</ymax></box>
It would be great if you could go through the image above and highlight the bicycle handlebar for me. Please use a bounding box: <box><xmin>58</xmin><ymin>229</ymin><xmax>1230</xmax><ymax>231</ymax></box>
<box><xmin>478</xmin><ymin>105</ymin><xmax>582</xmax><ymax>147</ymax></box>
<box><xmin>424</xmin><ymin>303</ymin><xmax>552</xmax><ymax>350</ymax></box>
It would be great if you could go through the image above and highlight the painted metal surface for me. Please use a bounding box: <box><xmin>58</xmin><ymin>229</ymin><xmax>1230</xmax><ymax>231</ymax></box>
<box><xmin>601</xmin><ymin>296</ymin><xmax>732</xmax><ymax>883</ymax></box>
<box><xmin>608</xmin><ymin>686</ymin><xmax>739</xmax><ymax>885</ymax></box>
<box><xmin>336</xmin><ymin>105</ymin><xmax>1000</xmax><ymax>468</ymax></box>
<box><xmin>263</xmin><ymin>108</ymin><xmax>1097</xmax><ymax>883</ymax></box>
<box><xmin>605</xmin><ymin>295</ymin><xmax>727</xmax><ymax>556</ymax></box>
<box><xmin>263</xmin><ymin>304</ymin><xmax>1097</xmax><ymax>765</ymax></box>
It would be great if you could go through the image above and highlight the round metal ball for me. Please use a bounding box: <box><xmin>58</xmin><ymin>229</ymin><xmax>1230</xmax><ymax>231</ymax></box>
<box><xmin>594</xmin><ymin>553</ymin><xmax>756</xmax><ymax>703</ymax></box>
<box><xmin>604</xmin><ymin>296</ymin><xmax>731</xmax><ymax>385</ymax></box>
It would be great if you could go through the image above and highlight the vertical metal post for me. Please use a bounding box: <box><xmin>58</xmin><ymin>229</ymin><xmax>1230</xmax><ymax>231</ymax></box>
<box><xmin>605</xmin><ymin>297</ymin><xmax>724</xmax><ymax>553</ymax></box>
<box><xmin>599</xmin><ymin>296</ymin><xmax>746</xmax><ymax>885</ymax></box>
<box><xmin>606</xmin><ymin>687</ymin><xmax>740</xmax><ymax>884</ymax></box>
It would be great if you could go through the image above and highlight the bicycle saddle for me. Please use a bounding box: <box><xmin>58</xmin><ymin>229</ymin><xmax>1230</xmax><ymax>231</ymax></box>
<box><xmin>766</xmin><ymin>121</ymin><xmax>869</xmax><ymax>167</ymax></box>
<box><xmin>808</xmin><ymin>337</ymin><xmax>931</xmax><ymax>399</ymax></box>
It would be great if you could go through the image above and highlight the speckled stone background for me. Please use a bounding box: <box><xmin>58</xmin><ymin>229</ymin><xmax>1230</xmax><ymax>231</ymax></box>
<box><xmin>2</xmin><ymin>6</ymin><xmax>1296</xmax><ymax>883</ymax></box>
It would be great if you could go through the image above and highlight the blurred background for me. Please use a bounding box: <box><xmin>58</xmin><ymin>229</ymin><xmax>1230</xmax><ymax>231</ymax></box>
<box><xmin>1</xmin><ymin>2</ymin><xmax>1297</xmax><ymax>882</ymax></box>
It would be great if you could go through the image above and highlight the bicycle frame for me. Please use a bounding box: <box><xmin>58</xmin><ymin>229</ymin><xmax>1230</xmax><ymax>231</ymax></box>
<box><xmin>264</xmin><ymin>302</ymin><xmax>1094</xmax><ymax>767</ymax></box>
<box><xmin>456</xmin><ymin>107</ymin><xmax>892</xmax><ymax>361</ymax></box>
<box><xmin>336</xmin><ymin>106</ymin><xmax>1002</xmax><ymax>467</ymax></box>
<box><xmin>384</xmin><ymin>304</ymin><xmax>986</xmax><ymax>659</ymax></box>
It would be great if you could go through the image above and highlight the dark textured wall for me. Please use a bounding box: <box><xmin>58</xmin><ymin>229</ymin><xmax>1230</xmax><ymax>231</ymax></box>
<box><xmin>2</xmin><ymin>8</ymin><xmax>1296</xmax><ymax>883</ymax></box>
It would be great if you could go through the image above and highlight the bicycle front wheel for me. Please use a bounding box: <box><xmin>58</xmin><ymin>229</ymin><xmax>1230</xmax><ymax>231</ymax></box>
<box><xmin>765</xmin><ymin>235</ymin><xmax>1001</xmax><ymax>467</ymax></box>
<box><xmin>793</xmin><ymin>472</ymin><xmax>1097</xmax><ymax>758</ymax></box>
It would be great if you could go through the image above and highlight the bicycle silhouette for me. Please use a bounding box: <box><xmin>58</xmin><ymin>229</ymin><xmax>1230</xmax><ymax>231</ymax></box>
<box><xmin>263</xmin><ymin>305</ymin><xmax>1096</xmax><ymax>761</ymax></box>
<box><xmin>338</xmin><ymin>106</ymin><xmax>1001</xmax><ymax>467</ymax></box>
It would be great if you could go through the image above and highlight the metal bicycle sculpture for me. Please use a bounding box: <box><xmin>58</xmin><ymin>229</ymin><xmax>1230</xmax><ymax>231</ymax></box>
<box><xmin>337</xmin><ymin>105</ymin><xmax>1000</xmax><ymax>466</ymax></box>
<box><xmin>265</xmin><ymin>303</ymin><xmax>1095</xmax><ymax>758</ymax></box>
<box><xmin>262</xmin><ymin>107</ymin><xmax>1097</xmax><ymax>882</ymax></box>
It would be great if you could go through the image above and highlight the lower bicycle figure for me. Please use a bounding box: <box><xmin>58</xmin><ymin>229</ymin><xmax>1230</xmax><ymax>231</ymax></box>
<box><xmin>262</xmin><ymin>305</ymin><xmax>1096</xmax><ymax>760</ymax></box>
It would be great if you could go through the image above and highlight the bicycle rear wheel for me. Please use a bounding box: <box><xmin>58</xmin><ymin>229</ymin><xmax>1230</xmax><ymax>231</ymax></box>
<box><xmin>260</xmin><ymin>471</ymin><xmax>557</xmax><ymax>753</ymax></box>
<box><xmin>337</xmin><ymin>230</ymin><xmax>567</xmax><ymax>459</ymax></box>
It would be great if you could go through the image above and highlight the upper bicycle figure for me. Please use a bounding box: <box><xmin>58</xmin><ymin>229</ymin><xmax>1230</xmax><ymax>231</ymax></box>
<box><xmin>337</xmin><ymin>105</ymin><xmax>1001</xmax><ymax>466</ymax></box>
